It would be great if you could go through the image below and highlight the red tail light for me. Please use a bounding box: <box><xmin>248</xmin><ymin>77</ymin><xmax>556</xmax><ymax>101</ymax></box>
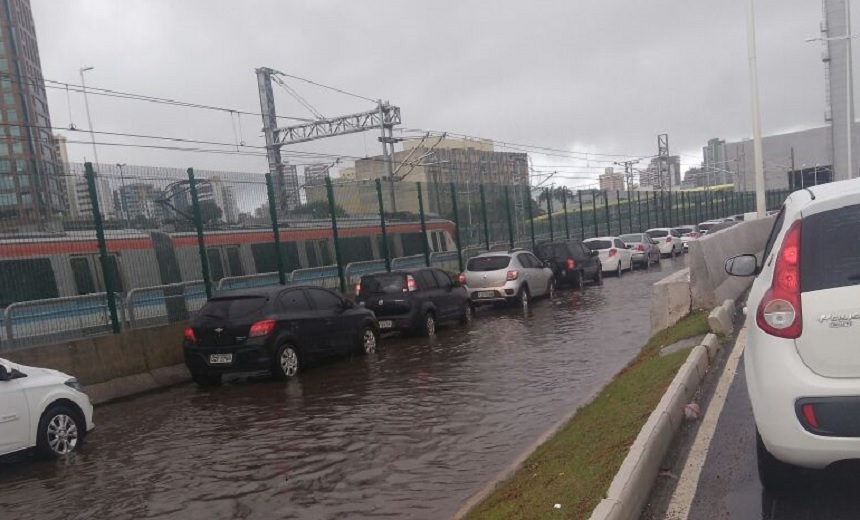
<box><xmin>608</xmin><ymin>248</ymin><xmax>617</xmax><ymax>257</ymax></box>
<box><xmin>406</xmin><ymin>275</ymin><xmax>418</xmax><ymax>292</ymax></box>
<box><xmin>183</xmin><ymin>326</ymin><xmax>197</xmax><ymax>343</ymax></box>
<box><xmin>566</xmin><ymin>258</ymin><xmax>575</xmax><ymax>269</ymax></box>
<box><xmin>636</xmin><ymin>244</ymin><xmax>645</xmax><ymax>251</ymax></box>
<box><xmin>355</xmin><ymin>283</ymin><xmax>361</xmax><ymax>296</ymax></box>
<box><xmin>665</xmin><ymin>236</ymin><xmax>672</xmax><ymax>243</ymax></box>
<box><xmin>457</xmin><ymin>273</ymin><xmax>466</xmax><ymax>285</ymax></box>
<box><xmin>756</xmin><ymin>219</ymin><xmax>802</xmax><ymax>339</ymax></box>
<box><xmin>506</xmin><ymin>270</ymin><xmax>519</xmax><ymax>281</ymax></box>
<box><xmin>249</xmin><ymin>319</ymin><xmax>277</xmax><ymax>338</ymax></box>
<box><xmin>801</xmin><ymin>403</ymin><xmax>819</xmax><ymax>428</ymax></box>
<box><xmin>687</xmin><ymin>232</ymin><xmax>697</xmax><ymax>238</ymax></box>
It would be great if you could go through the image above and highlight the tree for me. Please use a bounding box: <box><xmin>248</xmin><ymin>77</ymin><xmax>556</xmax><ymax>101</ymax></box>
<box><xmin>291</xmin><ymin>200</ymin><xmax>347</xmax><ymax>219</ymax></box>
<box><xmin>199</xmin><ymin>200</ymin><xmax>222</xmax><ymax>224</ymax></box>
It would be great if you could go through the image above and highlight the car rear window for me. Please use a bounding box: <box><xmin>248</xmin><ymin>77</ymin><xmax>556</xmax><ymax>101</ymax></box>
<box><xmin>674</xmin><ymin>227</ymin><xmax>694</xmax><ymax>234</ymax></box>
<box><xmin>619</xmin><ymin>234</ymin><xmax>642</xmax><ymax>243</ymax></box>
<box><xmin>360</xmin><ymin>274</ymin><xmax>405</xmax><ymax>294</ymax></box>
<box><xmin>800</xmin><ymin>203</ymin><xmax>860</xmax><ymax>293</ymax></box>
<box><xmin>697</xmin><ymin>223</ymin><xmax>716</xmax><ymax>232</ymax></box>
<box><xmin>467</xmin><ymin>256</ymin><xmax>511</xmax><ymax>271</ymax></box>
<box><xmin>647</xmin><ymin>229</ymin><xmax>669</xmax><ymax>238</ymax></box>
<box><xmin>585</xmin><ymin>239</ymin><xmax>611</xmax><ymax>250</ymax></box>
<box><xmin>198</xmin><ymin>297</ymin><xmax>268</xmax><ymax>322</ymax></box>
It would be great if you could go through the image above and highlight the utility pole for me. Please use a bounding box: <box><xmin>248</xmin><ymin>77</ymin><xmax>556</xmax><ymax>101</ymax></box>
<box><xmin>613</xmin><ymin>159</ymin><xmax>640</xmax><ymax>190</ymax></box>
<box><xmin>746</xmin><ymin>0</ymin><xmax>766</xmax><ymax>216</ymax></box>
<box><xmin>657</xmin><ymin>134</ymin><xmax>670</xmax><ymax>191</ymax></box>
<box><xmin>256</xmin><ymin>68</ymin><xmax>286</xmax><ymax>216</ymax></box>
<box><xmin>378</xmin><ymin>100</ymin><xmax>402</xmax><ymax>212</ymax></box>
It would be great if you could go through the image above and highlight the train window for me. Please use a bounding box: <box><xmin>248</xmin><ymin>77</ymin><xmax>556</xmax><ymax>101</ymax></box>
<box><xmin>251</xmin><ymin>243</ymin><xmax>300</xmax><ymax>273</ymax></box>
<box><xmin>340</xmin><ymin>236</ymin><xmax>374</xmax><ymax>263</ymax></box>
<box><xmin>0</xmin><ymin>258</ymin><xmax>59</xmax><ymax>306</ymax></box>
<box><xmin>226</xmin><ymin>247</ymin><xmax>244</xmax><ymax>277</ymax></box>
<box><xmin>317</xmin><ymin>239</ymin><xmax>332</xmax><ymax>266</ymax></box>
<box><xmin>70</xmin><ymin>257</ymin><xmax>96</xmax><ymax>295</ymax></box>
<box><xmin>281</xmin><ymin>242</ymin><xmax>301</xmax><ymax>272</ymax></box>
<box><xmin>207</xmin><ymin>248</ymin><xmax>225</xmax><ymax>282</ymax></box>
<box><xmin>401</xmin><ymin>232</ymin><xmax>425</xmax><ymax>256</ymax></box>
<box><xmin>431</xmin><ymin>232</ymin><xmax>441</xmax><ymax>253</ymax></box>
<box><xmin>105</xmin><ymin>255</ymin><xmax>124</xmax><ymax>293</ymax></box>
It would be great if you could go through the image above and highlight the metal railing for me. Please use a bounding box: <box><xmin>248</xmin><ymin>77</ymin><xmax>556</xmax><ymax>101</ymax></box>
<box><xmin>2</xmin><ymin>293</ymin><xmax>116</xmax><ymax>351</ymax></box>
<box><xmin>216</xmin><ymin>272</ymin><xmax>288</xmax><ymax>292</ymax></box>
<box><xmin>126</xmin><ymin>281</ymin><xmax>207</xmax><ymax>329</ymax></box>
<box><xmin>291</xmin><ymin>266</ymin><xmax>341</xmax><ymax>288</ymax></box>
<box><xmin>390</xmin><ymin>254</ymin><xmax>426</xmax><ymax>270</ymax></box>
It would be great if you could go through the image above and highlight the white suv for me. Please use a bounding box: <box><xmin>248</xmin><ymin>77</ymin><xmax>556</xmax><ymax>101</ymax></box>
<box><xmin>726</xmin><ymin>179</ymin><xmax>860</xmax><ymax>491</ymax></box>
<box><xmin>0</xmin><ymin>358</ymin><xmax>95</xmax><ymax>458</ymax></box>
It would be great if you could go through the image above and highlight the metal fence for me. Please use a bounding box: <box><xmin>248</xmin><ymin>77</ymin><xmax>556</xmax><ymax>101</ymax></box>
<box><xmin>0</xmin><ymin>160</ymin><xmax>795</xmax><ymax>350</ymax></box>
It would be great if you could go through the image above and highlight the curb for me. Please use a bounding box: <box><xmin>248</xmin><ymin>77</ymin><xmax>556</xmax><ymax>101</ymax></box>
<box><xmin>588</xmin><ymin>303</ymin><xmax>734</xmax><ymax>520</ymax></box>
<box><xmin>85</xmin><ymin>364</ymin><xmax>191</xmax><ymax>405</ymax></box>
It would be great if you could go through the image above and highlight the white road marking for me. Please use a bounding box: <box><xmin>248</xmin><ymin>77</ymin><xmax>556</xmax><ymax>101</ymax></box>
<box><xmin>664</xmin><ymin>327</ymin><xmax>747</xmax><ymax>520</ymax></box>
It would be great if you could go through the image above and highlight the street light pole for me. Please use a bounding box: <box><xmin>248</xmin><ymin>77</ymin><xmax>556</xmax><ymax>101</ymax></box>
<box><xmin>79</xmin><ymin>66</ymin><xmax>99</xmax><ymax>166</ymax></box>
<box><xmin>746</xmin><ymin>0</ymin><xmax>766</xmax><ymax>217</ymax></box>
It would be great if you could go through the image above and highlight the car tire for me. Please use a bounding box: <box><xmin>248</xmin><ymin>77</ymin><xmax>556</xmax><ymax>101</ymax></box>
<box><xmin>459</xmin><ymin>304</ymin><xmax>473</xmax><ymax>325</ymax></box>
<box><xmin>756</xmin><ymin>430</ymin><xmax>807</xmax><ymax>494</ymax></box>
<box><xmin>595</xmin><ymin>267</ymin><xmax>603</xmax><ymax>285</ymax></box>
<box><xmin>36</xmin><ymin>405</ymin><xmax>84</xmax><ymax>458</ymax></box>
<box><xmin>357</xmin><ymin>326</ymin><xmax>378</xmax><ymax>355</ymax></box>
<box><xmin>516</xmin><ymin>285</ymin><xmax>530</xmax><ymax>308</ymax></box>
<box><xmin>422</xmin><ymin>312</ymin><xmax>436</xmax><ymax>336</ymax></box>
<box><xmin>572</xmin><ymin>270</ymin><xmax>583</xmax><ymax>289</ymax></box>
<box><xmin>192</xmin><ymin>372</ymin><xmax>222</xmax><ymax>387</ymax></box>
<box><xmin>273</xmin><ymin>343</ymin><xmax>301</xmax><ymax>380</ymax></box>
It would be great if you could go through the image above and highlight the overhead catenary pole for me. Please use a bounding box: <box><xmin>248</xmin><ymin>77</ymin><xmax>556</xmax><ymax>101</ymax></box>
<box><xmin>256</xmin><ymin>68</ymin><xmax>286</xmax><ymax>216</ymax></box>
<box><xmin>375</xmin><ymin>179</ymin><xmax>391</xmax><ymax>271</ymax></box>
<box><xmin>746</xmin><ymin>0</ymin><xmax>766</xmax><ymax>216</ymax></box>
<box><xmin>187</xmin><ymin>168</ymin><xmax>212</xmax><ymax>299</ymax></box>
<box><xmin>325</xmin><ymin>177</ymin><xmax>346</xmax><ymax>293</ymax></box>
<box><xmin>85</xmin><ymin>162</ymin><xmax>119</xmax><ymax>334</ymax></box>
<box><xmin>417</xmin><ymin>182</ymin><xmax>431</xmax><ymax>266</ymax></box>
<box><xmin>265</xmin><ymin>173</ymin><xmax>287</xmax><ymax>285</ymax></box>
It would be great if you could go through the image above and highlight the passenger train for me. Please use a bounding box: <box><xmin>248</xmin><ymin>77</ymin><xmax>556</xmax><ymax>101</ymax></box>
<box><xmin>0</xmin><ymin>218</ymin><xmax>457</xmax><ymax>307</ymax></box>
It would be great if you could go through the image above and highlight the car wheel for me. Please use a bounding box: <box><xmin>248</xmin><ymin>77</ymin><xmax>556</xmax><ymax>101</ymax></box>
<box><xmin>358</xmin><ymin>326</ymin><xmax>378</xmax><ymax>355</ymax></box>
<box><xmin>192</xmin><ymin>372</ymin><xmax>222</xmax><ymax>386</ymax></box>
<box><xmin>459</xmin><ymin>304</ymin><xmax>473</xmax><ymax>325</ymax></box>
<box><xmin>37</xmin><ymin>405</ymin><xmax>83</xmax><ymax>458</ymax></box>
<box><xmin>422</xmin><ymin>312</ymin><xmax>436</xmax><ymax>336</ymax></box>
<box><xmin>274</xmin><ymin>343</ymin><xmax>300</xmax><ymax>380</ymax></box>
<box><xmin>616</xmin><ymin>261</ymin><xmax>623</xmax><ymax>278</ymax></box>
<box><xmin>517</xmin><ymin>286</ymin><xmax>530</xmax><ymax>308</ymax></box>
<box><xmin>595</xmin><ymin>267</ymin><xmax>603</xmax><ymax>285</ymax></box>
<box><xmin>756</xmin><ymin>430</ymin><xmax>807</xmax><ymax>494</ymax></box>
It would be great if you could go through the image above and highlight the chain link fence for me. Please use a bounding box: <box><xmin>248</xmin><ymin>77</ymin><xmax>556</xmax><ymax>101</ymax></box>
<box><xmin>0</xmin><ymin>160</ymin><xmax>794</xmax><ymax>350</ymax></box>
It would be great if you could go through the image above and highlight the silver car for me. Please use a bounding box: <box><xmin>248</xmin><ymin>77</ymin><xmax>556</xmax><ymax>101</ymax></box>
<box><xmin>461</xmin><ymin>249</ymin><xmax>554</xmax><ymax>308</ymax></box>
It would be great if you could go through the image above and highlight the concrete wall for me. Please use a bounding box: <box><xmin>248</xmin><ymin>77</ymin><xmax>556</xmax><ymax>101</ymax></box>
<box><xmin>2</xmin><ymin>322</ymin><xmax>188</xmax><ymax>404</ymax></box>
<box><xmin>688</xmin><ymin>216</ymin><xmax>775</xmax><ymax>309</ymax></box>
<box><xmin>650</xmin><ymin>268</ymin><xmax>691</xmax><ymax>333</ymax></box>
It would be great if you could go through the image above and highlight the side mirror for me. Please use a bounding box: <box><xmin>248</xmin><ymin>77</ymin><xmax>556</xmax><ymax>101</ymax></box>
<box><xmin>725</xmin><ymin>254</ymin><xmax>759</xmax><ymax>277</ymax></box>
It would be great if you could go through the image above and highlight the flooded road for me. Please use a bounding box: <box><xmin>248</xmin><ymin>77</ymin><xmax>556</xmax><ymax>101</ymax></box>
<box><xmin>1</xmin><ymin>258</ymin><xmax>686</xmax><ymax>520</ymax></box>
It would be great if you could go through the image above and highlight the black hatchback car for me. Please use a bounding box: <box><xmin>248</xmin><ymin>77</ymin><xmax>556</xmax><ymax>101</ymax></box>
<box><xmin>356</xmin><ymin>268</ymin><xmax>471</xmax><ymax>336</ymax></box>
<box><xmin>183</xmin><ymin>285</ymin><xmax>378</xmax><ymax>386</ymax></box>
<box><xmin>534</xmin><ymin>240</ymin><xmax>603</xmax><ymax>288</ymax></box>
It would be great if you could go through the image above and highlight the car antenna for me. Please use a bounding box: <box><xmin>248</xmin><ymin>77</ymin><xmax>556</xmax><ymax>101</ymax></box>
<box><xmin>802</xmin><ymin>187</ymin><xmax>816</xmax><ymax>200</ymax></box>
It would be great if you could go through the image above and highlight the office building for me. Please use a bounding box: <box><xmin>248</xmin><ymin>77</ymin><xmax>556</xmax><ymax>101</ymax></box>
<box><xmin>640</xmin><ymin>156</ymin><xmax>681</xmax><ymax>189</ymax></box>
<box><xmin>599</xmin><ymin>167</ymin><xmax>626</xmax><ymax>191</ymax></box>
<box><xmin>0</xmin><ymin>0</ymin><xmax>65</xmax><ymax>224</ymax></box>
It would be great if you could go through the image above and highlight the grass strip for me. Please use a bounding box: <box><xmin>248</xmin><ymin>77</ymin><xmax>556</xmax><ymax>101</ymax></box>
<box><xmin>463</xmin><ymin>310</ymin><xmax>710</xmax><ymax>520</ymax></box>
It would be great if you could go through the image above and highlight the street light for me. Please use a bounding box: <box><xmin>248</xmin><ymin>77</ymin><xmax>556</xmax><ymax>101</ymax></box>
<box><xmin>79</xmin><ymin>66</ymin><xmax>99</xmax><ymax>166</ymax></box>
<box><xmin>746</xmin><ymin>0</ymin><xmax>766</xmax><ymax>217</ymax></box>
<box><xmin>116</xmin><ymin>163</ymin><xmax>129</xmax><ymax>222</ymax></box>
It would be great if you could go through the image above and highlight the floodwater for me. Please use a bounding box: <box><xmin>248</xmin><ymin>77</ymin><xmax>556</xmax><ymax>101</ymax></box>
<box><xmin>0</xmin><ymin>258</ymin><xmax>686</xmax><ymax>520</ymax></box>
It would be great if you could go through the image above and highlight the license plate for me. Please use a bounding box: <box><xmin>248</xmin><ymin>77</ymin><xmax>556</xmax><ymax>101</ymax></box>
<box><xmin>378</xmin><ymin>320</ymin><xmax>393</xmax><ymax>329</ymax></box>
<box><xmin>209</xmin><ymin>354</ymin><xmax>233</xmax><ymax>364</ymax></box>
<box><xmin>477</xmin><ymin>291</ymin><xmax>495</xmax><ymax>299</ymax></box>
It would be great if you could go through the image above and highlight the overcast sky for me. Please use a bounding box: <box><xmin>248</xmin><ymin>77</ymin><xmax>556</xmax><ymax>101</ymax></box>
<box><xmin>32</xmin><ymin>0</ymin><xmax>833</xmax><ymax>189</ymax></box>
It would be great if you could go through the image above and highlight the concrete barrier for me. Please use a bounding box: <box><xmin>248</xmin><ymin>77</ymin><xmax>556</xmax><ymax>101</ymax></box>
<box><xmin>1</xmin><ymin>322</ymin><xmax>188</xmax><ymax>404</ymax></box>
<box><xmin>688</xmin><ymin>217</ymin><xmax>774</xmax><ymax>309</ymax></box>
<box><xmin>708</xmin><ymin>299</ymin><xmax>735</xmax><ymax>337</ymax></box>
<box><xmin>650</xmin><ymin>268</ymin><xmax>691</xmax><ymax>334</ymax></box>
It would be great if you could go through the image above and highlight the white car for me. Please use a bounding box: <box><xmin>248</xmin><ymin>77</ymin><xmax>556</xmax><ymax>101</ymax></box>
<box><xmin>645</xmin><ymin>228</ymin><xmax>683</xmax><ymax>256</ymax></box>
<box><xmin>0</xmin><ymin>358</ymin><xmax>95</xmax><ymax>458</ymax></box>
<box><xmin>672</xmin><ymin>225</ymin><xmax>698</xmax><ymax>251</ymax></box>
<box><xmin>583</xmin><ymin>236</ymin><xmax>634</xmax><ymax>277</ymax></box>
<box><xmin>726</xmin><ymin>178</ymin><xmax>860</xmax><ymax>492</ymax></box>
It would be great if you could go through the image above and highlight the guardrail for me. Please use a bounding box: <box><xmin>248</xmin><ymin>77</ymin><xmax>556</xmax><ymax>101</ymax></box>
<box><xmin>429</xmin><ymin>251</ymin><xmax>460</xmax><ymax>272</ymax></box>
<box><xmin>2</xmin><ymin>293</ymin><xmax>116</xmax><ymax>351</ymax></box>
<box><xmin>391</xmin><ymin>254</ymin><xmax>426</xmax><ymax>269</ymax></box>
<box><xmin>126</xmin><ymin>281</ymin><xmax>207</xmax><ymax>329</ymax></box>
<box><xmin>291</xmin><ymin>266</ymin><xmax>340</xmax><ymax>288</ymax></box>
<box><xmin>216</xmin><ymin>272</ymin><xmax>288</xmax><ymax>292</ymax></box>
<box><xmin>344</xmin><ymin>260</ymin><xmax>387</xmax><ymax>287</ymax></box>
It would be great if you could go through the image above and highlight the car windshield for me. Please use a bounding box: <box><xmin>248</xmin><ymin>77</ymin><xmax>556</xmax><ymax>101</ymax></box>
<box><xmin>585</xmin><ymin>239</ymin><xmax>612</xmax><ymax>250</ymax></box>
<box><xmin>619</xmin><ymin>234</ymin><xmax>643</xmax><ymax>243</ymax></box>
<box><xmin>198</xmin><ymin>297</ymin><xmax>268</xmax><ymax>322</ymax></box>
<box><xmin>647</xmin><ymin>230</ymin><xmax>669</xmax><ymax>238</ymax></box>
<box><xmin>360</xmin><ymin>274</ymin><xmax>405</xmax><ymax>294</ymax></box>
<box><xmin>467</xmin><ymin>256</ymin><xmax>511</xmax><ymax>271</ymax></box>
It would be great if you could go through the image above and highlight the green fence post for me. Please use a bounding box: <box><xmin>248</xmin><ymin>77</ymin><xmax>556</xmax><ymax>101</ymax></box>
<box><xmin>602</xmin><ymin>190</ymin><xmax>611</xmax><ymax>235</ymax></box>
<box><xmin>417</xmin><ymin>182</ymin><xmax>431</xmax><ymax>266</ymax></box>
<box><xmin>375</xmin><ymin>179</ymin><xmax>391</xmax><ymax>271</ymax></box>
<box><xmin>504</xmin><ymin>185</ymin><xmax>515</xmax><ymax>248</ymax></box>
<box><xmin>450</xmin><ymin>183</ymin><xmax>464</xmax><ymax>272</ymax></box>
<box><xmin>265</xmin><ymin>173</ymin><xmax>287</xmax><ymax>285</ymax></box>
<box><xmin>627</xmin><ymin>190</ymin><xmax>633</xmax><ymax>233</ymax></box>
<box><xmin>85</xmin><ymin>162</ymin><xmax>120</xmax><ymax>333</ymax></box>
<box><xmin>325</xmin><ymin>177</ymin><xmax>346</xmax><ymax>294</ymax></box>
<box><xmin>578</xmin><ymin>189</ymin><xmax>586</xmax><ymax>239</ymax></box>
<box><xmin>527</xmin><ymin>188</ymin><xmax>536</xmax><ymax>250</ymax></box>
<box><xmin>615</xmin><ymin>191</ymin><xmax>623</xmax><ymax>233</ymax></box>
<box><xmin>562</xmin><ymin>189</ymin><xmax>571</xmax><ymax>239</ymax></box>
<box><xmin>187</xmin><ymin>168</ymin><xmax>212</xmax><ymax>299</ymax></box>
<box><xmin>479</xmin><ymin>184</ymin><xmax>490</xmax><ymax>251</ymax></box>
<box><xmin>545</xmin><ymin>187</ymin><xmax>554</xmax><ymax>242</ymax></box>
<box><xmin>591</xmin><ymin>191</ymin><xmax>599</xmax><ymax>237</ymax></box>
<box><xmin>645</xmin><ymin>191</ymin><xmax>652</xmax><ymax>229</ymax></box>
<box><xmin>637</xmin><ymin>191</ymin><xmax>643</xmax><ymax>231</ymax></box>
